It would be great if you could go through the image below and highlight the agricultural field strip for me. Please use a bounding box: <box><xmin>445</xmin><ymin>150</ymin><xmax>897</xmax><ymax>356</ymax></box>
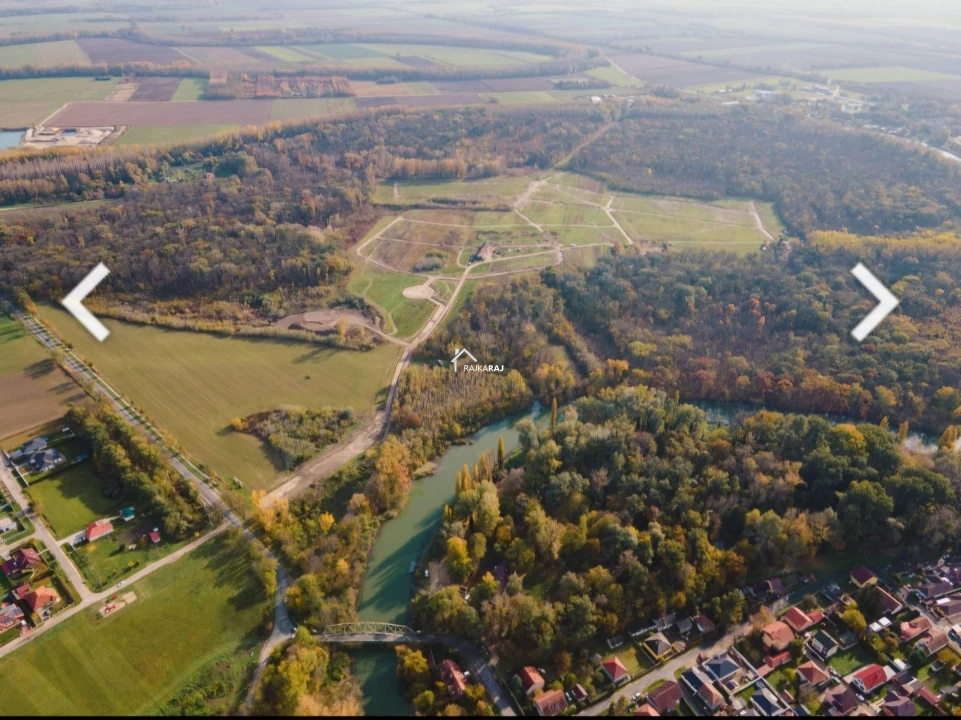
<box><xmin>609</xmin><ymin>206</ymin><xmax>759</xmax><ymax>228</ymax></box>
<box><xmin>536</xmin><ymin>181</ymin><xmax>634</xmax><ymax>244</ymax></box>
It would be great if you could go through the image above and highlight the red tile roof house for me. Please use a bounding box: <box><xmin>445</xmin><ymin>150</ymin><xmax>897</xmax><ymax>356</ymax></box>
<box><xmin>633</xmin><ymin>704</ymin><xmax>659</xmax><ymax>717</ymax></box>
<box><xmin>439</xmin><ymin>659</ymin><xmax>467</xmax><ymax>700</ymax></box>
<box><xmin>762</xmin><ymin>620</ymin><xmax>796</xmax><ymax>651</ymax></box>
<box><xmin>520</xmin><ymin>666</ymin><xmax>545</xmax><ymax>696</ymax></box>
<box><xmin>851</xmin><ymin>664</ymin><xmax>888</xmax><ymax>695</ymax></box>
<box><xmin>85</xmin><ymin>518</ymin><xmax>114</xmax><ymax>542</ymax></box>
<box><xmin>12</xmin><ymin>581</ymin><xmax>32</xmax><ymax>601</ymax></box>
<box><xmin>900</xmin><ymin>616</ymin><xmax>932</xmax><ymax>642</ymax></box>
<box><xmin>876</xmin><ymin>587</ymin><xmax>904</xmax><ymax>615</ymax></box>
<box><xmin>1</xmin><ymin>547</ymin><xmax>43</xmax><ymax>578</ymax></box>
<box><xmin>25</xmin><ymin>586</ymin><xmax>61</xmax><ymax>618</ymax></box>
<box><xmin>916</xmin><ymin>687</ymin><xmax>944</xmax><ymax>713</ymax></box>
<box><xmin>602</xmin><ymin>657</ymin><xmax>630</xmax><ymax>684</ymax></box>
<box><xmin>647</xmin><ymin>680</ymin><xmax>682</xmax><ymax>713</ymax></box>
<box><xmin>533</xmin><ymin>688</ymin><xmax>568</xmax><ymax>717</ymax></box>
<box><xmin>797</xmin><ymin>660</ymin><xmax>829</xmax><ymax>687</ymax></box>
<box><xmin>917</xmin><ymin>631</ymin><xmax>949</xmax><ymax>657</ymax></box>
<box><xmin>851</xmin><ymin>566</ymin><xmax>879</xmax><ymax>588</ymax></box>
<box><xmin>782</xmin><ymin>606</ymin><xmax>823</xmax><ymax>633</ymax></box>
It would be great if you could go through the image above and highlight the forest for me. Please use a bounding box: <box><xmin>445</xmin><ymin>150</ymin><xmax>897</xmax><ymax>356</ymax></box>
<box><xmin>569</xmin><ymin>106</ymin><xmax>961</xmax><ymax>236</ymax></box>
<box><xmin>66</xmin><ymin>404</ymin><xmax>209</xmax><ymax>539</ymax></box>
<box><xmin>410</xmin><ymin>386</ymin><xmax>961</xmax><ymax>672</ymax></box>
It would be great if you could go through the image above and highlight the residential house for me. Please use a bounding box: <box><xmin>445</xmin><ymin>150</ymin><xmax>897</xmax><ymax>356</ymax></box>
<box><xmin>10</xmin><ymin>437</ymin><xmax>47</xmax><ymax>461</ymax></box>
<box><xmin>119</xmin><ymin>507</ymin><xmax>136</xmax><ymax>522</ymax></box>
<box><xmin>654</xmin><ymin>613</ymin><xmax>676</xmax><ymax>632</ymax></box>
<box><xmin>646</xmin><ymin>680</ymin><xmax>682</xmax><ymax>713</ymax></box>
<box><xmin>29</xmin><ymin>448</ymin><xmax>63</xmax><ymax>473</ymax></box>
<box><xmin>85</xmin><ymin>518</ymin><xmax>114</xmax><ymax>543</ymax></box>
<box><xmin>633</xmin><ymin>704</ymin><xmax>659</xmax><ymax>717</ymax></box>
<box><xmin>149</xmin><ymin>530</ymin><xmax>162</xmax><ymax>545</ymax></box>
<box><xmin>602</xmin><ymin>657</ymin><xmax>629</xmax><ymax>684</ymax></box>
<box><xmin>877</xmin><ymin>587</ymin><xmax>904</xmax><ymax>615</ymax></box>
<box><xmin>763</xmin><ymin>650</ymin><xmax>791</xmax><ymax>671</ymax></box>
<box><xmin>917</xmin><ymin>631</ymin><xmax>949</xmax><ymax>657</ymax></box>
<box><xmin>810</xmin><ymin>629</ymin><xmax>840</xmax><ymax>660</ymax></box>
<box><xmin>25</xmin><ymin>586</ymin><xmax>61</xmax><ymax>618</ymax></box>
<box><xmin>693</xmin><ymin>615</ymin><xmax>715</xmax><ymax>634</ymax></box>
<box><xmin>851</xmin><ymin>664</ymin><xmax>888</xmax><ymax>695</ymax></box>
<box><xmin>439</xmin><ymin>659</ymin><xmax>467</xmax><ymax>700</ymax></box>
<box><xmin>705</xmin><ymin>653</ymin><xmax>739</xmax><ymax>683</ymax></box>
<box><xmin>881</xmin><ymin>693</ymin><xmax>917</xmax><ymax>716</ymax></box>
<box><xmin>782</xmin><ymin>606</ymin><xmax>823</xmax><ymax>633</ymax></box>
<box><xmin>851</xmin><ymin>566</ymin><xmax>879</xmax><ymax>588</ymax></box>
<box><xmin>0</xmin><ymin>602</ymin><xmax>24</xmax><ymax>631</ymax></box>
<box><xmin>894</xmin><ymin>676</ymin><xmax>923</xmax><ymax>696</ymax></box>
<box><xmin>1</xmin><ymin>547</ymin><xmax>42</xmax><ymax>578</ymax></box>
<box><xmin>900</xmin><ymin>616</ymin><xmax>932</xmax><ymax>642</ymax></box>
<box><xmin>752</xmin><ymin>686</ymin><xmax>787</xmax><ymax>716</ymax></box>
<box><xmin>681</xmin><ymin>668</ymin><xmax>723</xmax><ymax>712</ymax></box>
<box><xmin>571</xmin><ymin>684</ymin><xmax>588</xmax><ymax>703</ymax></box>
<box><xmin>936</xmin><ymin>596</ymin><xmax>961</xmax><ymax>620</ymax></box>
<box><xmin>676</xmin><ymin>616</ymin><xmax>693</xmax><ymax>636</ymax></box>
<box><xmin>643</xmin><ymin>632</ymin><xmax>672</xmax><ymax>661</ymax></box>
<box><xmin>751</xmin><ymin>578</ymin><xmax>787</xmax><ymax>598</ymax></box>
<box><xmin>533</xmin><ymin>688</ymin><xmax>568</xmax><ymax>717</ymax></box>
<box><xmin>918</xmin><ymin>581</ymin><xmax>953</xmax><ymax>600</ymax></box>
<box><xmin>519</xmin><ymin>666</ymin><xmax>545</xmax><ymax>696</ymax></box>
<box><xmin>761</xmin><ymin>620</ymin><xmax>795</xmax><ymax>651</ymax></box>
<box><xmin>917</xmin><ymin>687</ymin><xmax>943</xmax><ymax>713</ymax></box>
<box><xmin>797</xmin><ymin>660</ymin><xmax>829</xmax><ymax>687</ymax></box>
<box><xmin>0</xmin><ymin>516</ymin><xmax>16</xmax><ymax>534</ymax></box>
<box><xmin>821</xmin><ymin>684</ymin><xmax>858</xmax><ymax>716</ymax></box>
<box><xmin>12</xmin><ymin>581</ymin><xmax>31</xmax><ymax>601</ymax></box>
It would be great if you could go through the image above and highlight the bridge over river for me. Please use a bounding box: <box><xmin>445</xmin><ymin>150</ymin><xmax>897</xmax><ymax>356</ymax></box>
<box><xmin>317</xmin><ymin>623</ymin><xmax>516</xmax><ymax>716</ymax></box>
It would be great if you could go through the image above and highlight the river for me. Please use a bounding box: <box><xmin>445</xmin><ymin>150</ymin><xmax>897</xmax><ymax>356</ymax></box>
<box><xmin>353</xmin><ymin>404</ymin><xmax>543</xmax><ymax>716</ymax></box>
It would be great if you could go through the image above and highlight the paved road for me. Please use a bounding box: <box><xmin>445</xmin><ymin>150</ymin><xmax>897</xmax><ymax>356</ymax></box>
<box><xmin>0</xmin><ymin>458</ymin><xmax>92</xmax><ymax>601</ymax></box>
<box><xmin>318</xmin><ymin>629</ymin><xmax>516</xmax><ymax>717</ymax></box>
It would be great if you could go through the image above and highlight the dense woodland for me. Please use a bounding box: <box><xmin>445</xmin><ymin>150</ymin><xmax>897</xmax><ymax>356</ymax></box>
<box><xmin>410</xmin><ymin>387</ymin><xmax>961</xmax><ymax>671</ymax></box>
<box><xmin>570</xmin><ymin>106</ymin><xmax>961</xmax><ymax>236</ymax></box>
<box><xmin>66</xmin><ymin>404</ymin><xmax>209</xmax><ymax>539</ymax></box>
<box><xmin>234</xmin><ymin>406</ymin><xmax>355</xmax><ymax>469</ymax></box>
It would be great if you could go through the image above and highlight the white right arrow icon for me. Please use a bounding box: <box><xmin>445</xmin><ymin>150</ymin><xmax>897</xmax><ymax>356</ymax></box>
<box><xmin>850</xmin><ymin>262</ymin><xmax>898</xmax><ymax>342</ymax></box>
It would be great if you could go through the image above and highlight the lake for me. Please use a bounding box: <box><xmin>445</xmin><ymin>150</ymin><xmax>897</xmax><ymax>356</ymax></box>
<box><xmin>0</xmin><ymin>130</ymin><xmax>23</xmax><ymax>150</ymax></box>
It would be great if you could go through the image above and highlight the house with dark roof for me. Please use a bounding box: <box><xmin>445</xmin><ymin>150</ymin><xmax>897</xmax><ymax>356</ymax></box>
<box><xmin>647</xmin><ymin>680</ymin><xmax>682</xmax><ymax>713</ymax></box>
<box><xmin>439</xmin><ymin>659</ymin><xmax>467</xmax><ymax>700</ymax></box>
<box><xmin>851</xmin><ymin>664</ymin><xmax>888</xmax><ymax>695</ymax></box>
<box><xmin>900</xmin><ymin>616</ymin><xmax>932</xmax><ymax>642</ymax></box>
<box><xmin>676</xmin><ymin>616</ymin><xmax>693</xmax><ymax>636</ymax></box>
<box><xmin>851</xmin><ymin>566</ymin><xmax>878</xmax><ymax>588</ymax></box>
<box><xmin>1</xmin><ymin>547</ymin><xmax>43</xmax><ymax>578</ymax></box>
<box><xmin>810</xmin><ymin>629</ymin><xmax>840</xmax><ymax>659</ymax></box>
<box><xmin>29</xmin><ymin>448</ymin><xmax>63</xmax><ymax>474</ymax></box>
<box><xmin>643</xmin><ymin>632</ymin><xmax>672</xmax><ymax>661</ymax></box>
<box><xmin>919</xmin><ymin>581</ymin><xmax>953</xmax><ymax>600</ymax></box>
<box><xmin>602</xmin><ymin>657</ymin><xmax>629</xmax><ymax>684</ymax></box>
<box><xmin>10</xmin><ymin>437</ymin><xmax>47</xmax><ymax>461</ymax></box>
<box><xmin>797</xmin><ymin>660</ymin><xmax>829</xmax><ymax>687</ymax></box>
<box><xmin>705</xmin><ymin>652</ymin><xmax>739</xmax><ymax>683</ymax></box>
<box><xmin>936</xmin><ymin>596</ymin><xmax>961</xmax><ymax>619</ymax></box>
<box><xmin>533</xmin><ymin>688</ymin><xmax>568</xmax><ymax>717</ymax></box>
<box><xmin>571</xmin><ymin>684</ymin><xmax>588</xmax><ymax>702</ymax></box>
<box><xmin>693</xmin><ymin>615</ymin><xmax>715</xmax><ymax>634</ymax></box>
<box><xmin>876</xmin><ymin>587</ymin><xmax>904</xmax><ymax>615</ymax></box>
<box><xmin>918</xmin><ymin>631</ymin><xmax>949</xmax><ymax>656</ymax></box>
<box><xmin>752</xmin><ymin>686</ymin><xmax>787</xmax><ymax>716</ymax></box>
<box><xmin>519</xmin><ymin>666</ymin><xmax>545</xmax><ymax>696</ymax></box>
<box><xmin>0</xmin><ymin>602</ymin><xmax>24</xmax><ymax>631</ymax></box>
<box><xmin>882</xmin><ymin>693</ymin><xmax>917</xmax><ymax>716</ymax></box>
<box><xmin>681</xmin><ymin>668</ymin><xmax>723</xmax><ymax>712</ymax></box>
<box><xmin>762</xmin><ymin>620</ymin><xmax>795</xmax><ymax>651</ymax></box>
<box><xmin>821</xmin><ymin>684</ymin><xmax>858</xmax><ymax>716</ymax></box>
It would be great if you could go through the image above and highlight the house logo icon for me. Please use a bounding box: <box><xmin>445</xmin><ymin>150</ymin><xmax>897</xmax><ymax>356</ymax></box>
<box><xmin>450</xmin><ymin>348</ymin><xmax>477</xmax><ymax>372</ymax></box>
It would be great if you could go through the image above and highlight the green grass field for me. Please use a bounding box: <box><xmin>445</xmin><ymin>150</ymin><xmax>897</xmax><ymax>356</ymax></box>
<box><xmin>0</xmin><ymin>40</ymin><xmax>89</xmax><ymax>68</ymax></box>
<box><xmin>349</xmin><ymin>267</ymin><xmax>435</xmax><ymax>338</ymax></box>
<box><xmin>269</xmin><ymin>97</ymin><xmax>355</xmax><ymax>121</ymax></box>
<box><xmin>69</xmin><ymin>529</ymin><xmax>191</xmax><ymax>590</ymax></box>
<box><xmin>0</xmin><ymin>533</ymin><xmax>267</xmax><ymax>715</ymax></box>
<box><xmin>0</xmin><ymin>77</ymin><xmax>118</xmax><ymax>127</ymax></box>
<box><xmin>256</xmin><ymin>45</ymin><xmax>314</xmax><ymax>62</ymax></box>
<box><xmin>172</xmin><ymin>78</ymin><xmax>208</xmax><ymax>101</ymax></box>
<box><xmin>37</xmin><ymin>305</ymin><xmax>401</xmax><ymax>490</ymax></box>
<box><xmin>828</xmin><ymin>645</ymin><xmax>875</xmax><ymax>676</ymax></box>
<box><xmin>115</xmin><ymin>124</ymin><xmax>238</xmax><ymax>147</ymax></box>
<box><xmin>588</xmin><ymin>65</ymin><xmax>645</xmax><ymax>88</ymax></box>
<box><xmin>357</xmin><ymin>44</ymin><xmax>551</xmax><ymax>68</ymax></box>
<box><xmin>375</xmin><ymin>175</ymin><xmax>532</xmax><ymax>205</ymax></box>
<box><xmin>26</xmin><ymin>462</ymin><xmax>117</xmax><ymax>538</ymax></box>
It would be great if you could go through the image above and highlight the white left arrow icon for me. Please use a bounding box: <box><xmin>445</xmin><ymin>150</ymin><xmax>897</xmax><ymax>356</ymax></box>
<box><xmin>851</xmin><ymin>262</ymin><xmax>898</xmax><ymax>342</ymax></box>
<box><xmin>62</xmin><ymin>263</ymin><xmax>111</xmax><ymax>342</ymax></box>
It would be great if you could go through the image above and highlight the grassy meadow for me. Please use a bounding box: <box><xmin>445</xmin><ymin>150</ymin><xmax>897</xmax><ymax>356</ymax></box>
<box><xmin>25</xmin><ymin>462</ymin><xmax>117</xmax><ymax>539</ymax></box>
<box><xmin>0</xmin><ymin>533</ymin><xmax>267</xmax><ymax>715</ymax></box>
<box><xmin>37</xmin><ymin>305</ymin><xmax>401</xmax><ymax>490</ymax></box>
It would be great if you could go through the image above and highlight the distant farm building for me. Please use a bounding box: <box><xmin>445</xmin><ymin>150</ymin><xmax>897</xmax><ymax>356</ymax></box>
<box><xmin>474</xmin><ymin>243</ymin><xmax>495</xmax><ymax>262</ymax></box>
<box><xmin>119</xmin><ymin>507</ymin><xmax>136</xmax><ymax>522</ymax></box>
